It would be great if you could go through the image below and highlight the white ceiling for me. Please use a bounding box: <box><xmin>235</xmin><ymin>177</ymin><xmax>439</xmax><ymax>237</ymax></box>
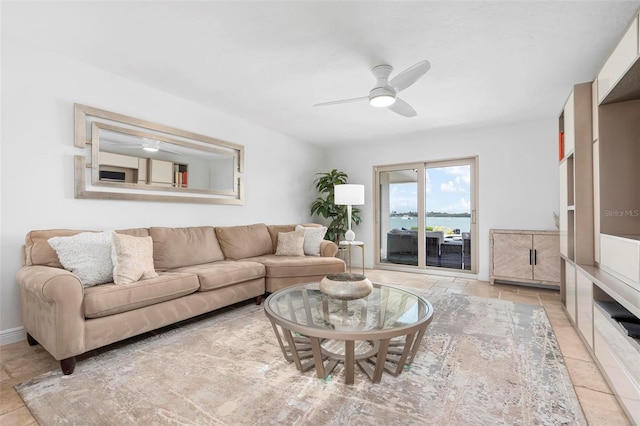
<box><xmin>3</xmin><ymin>1</ymin><xmax>640</xmax><ymax>147</ymax></box>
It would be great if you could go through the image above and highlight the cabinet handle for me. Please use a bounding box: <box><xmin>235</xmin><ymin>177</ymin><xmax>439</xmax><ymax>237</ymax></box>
<box><xmin>534</xmin><ymin>249</ymin><xmax>537</xmax><ymax>265</ymax></box>
<box><xmin>529</xmin><ymin>249</ymin><xmax>533</xmax><ymax>265</ymax></box>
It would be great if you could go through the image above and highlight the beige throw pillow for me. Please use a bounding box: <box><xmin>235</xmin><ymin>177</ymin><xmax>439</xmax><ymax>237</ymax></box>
<box><xmin>275</xmin><ymin>229</ymin><xmax>305</xmax><ymax>256</ymax></box>
<box><xmin>111</xmin><ymin>232</ymin><xmax>159</xmax><ymax>285</ymax></box>
<box><xmin>295</xmin><ymin>225</ymin><xmax>327</xmax><ymax>256</ymax></box>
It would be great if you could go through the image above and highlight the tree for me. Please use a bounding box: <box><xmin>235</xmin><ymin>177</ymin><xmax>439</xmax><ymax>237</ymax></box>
<box><xmin>310</xmin><ymin>169</ymin><xmax>362</xmax><ymax>243</ymax></box>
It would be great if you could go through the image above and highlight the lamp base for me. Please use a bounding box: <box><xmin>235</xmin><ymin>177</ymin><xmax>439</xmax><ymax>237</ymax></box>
<box><xmin>320</xmin><ymin>273</ymin><xmax>373</xmax><ymax>300</ymax></box>
<box><xmin>345</xmin><ymin>229</ymin><xmax>355</xmax><ymax>241</ymax></box>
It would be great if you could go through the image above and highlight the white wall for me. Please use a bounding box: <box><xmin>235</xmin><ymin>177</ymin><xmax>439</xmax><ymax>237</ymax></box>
<box><xmin>325</xmin><ymin>119</ymin><xmax>560</xmax><ymax>281</ymax></box>
<box><xmin>0</xmin><ymin>38</ymin><xmax>325</xmax><ymax>340</ymax></box>
<box><xmin>0</xmin><ymin>37</ymin><xmax>561</xmax><ymax>343</ymax></box>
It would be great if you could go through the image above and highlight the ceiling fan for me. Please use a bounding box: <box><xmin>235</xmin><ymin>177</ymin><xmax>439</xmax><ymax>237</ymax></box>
<box><xmin>102</xmin><ymin>136</ymin><xmax>182</xmax><ymax>155</ymax></box>
<box><xmin>313</xmin><ymin>60</ymin><xmax>431</xmax><ymax>117</ymax></box>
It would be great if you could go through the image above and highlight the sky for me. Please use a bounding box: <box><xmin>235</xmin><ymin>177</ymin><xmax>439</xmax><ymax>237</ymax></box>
<box><xmin>389</xmin><ymin>165</ymin><xmax>471</xmax><ymax>214</ymax></box>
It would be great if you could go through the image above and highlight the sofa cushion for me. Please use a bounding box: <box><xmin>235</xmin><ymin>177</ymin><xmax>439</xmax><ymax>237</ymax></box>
<box><xmin>266</xmin><ymin>225</ymin><xmax>295</xmax><ymax>252</ymax></box>
<box><xmin>23</xmin><ymin>228</ymin><xmax>150</xmax><ymax>267</ymax></box>
<box><xmin>171</xmin><ymin>260</ymin><xmax>265</xmax><ymax>291</ymax></box>
<box><xmin>111</xmin><ymin>232</ymin><xmax>159</xmax><ymax>285</ymax></box>
<box><xmin>83</xmin><ymin>272</ymin><xmax>199</xmax><ymax>319</ymax></box>
<box><xmin>275</xmin><ymin>229</ymin><xmax>305</xmax><ymax>256</ymax></box>
<box><xmin>150</xmin><ymin>226</ymin><xmax>224</xmax><ymax>270</ymax></box>
<box><xmin>246</xmin><ymin>254</ymin><xmax>345</xmax><ymax>278</ymax></box>
<box><xmin>25</xmin><ymin>229</ymin><xmax>89</xmax><ymax>268</ymax></box>
<box><xmin>215</xmin><ymin>223</ymin><xmax>273</xmax><ymax>260</ymax></box>
<box><xmin>47</xmin><ymin>231</ymin><xmax>114</xmax><ymax>287</ymax></box>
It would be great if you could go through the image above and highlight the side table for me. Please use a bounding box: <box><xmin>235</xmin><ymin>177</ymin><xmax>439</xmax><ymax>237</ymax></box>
<box><xmin>339</xmin><ymin>240</ymin><xmax>365</xmax><ymax>275</ymax></box>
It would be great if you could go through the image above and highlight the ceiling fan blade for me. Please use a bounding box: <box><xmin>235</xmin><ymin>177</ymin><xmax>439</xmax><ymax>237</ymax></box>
<box><xmin>388</xmin><ymin>98</ymin><xmax>417</xmax><ymax>117</ymax></box>
<box><xmin>160</xmin><ymin>146</ymin><xmax>183</xmax><ymax>155</ymax></box>
<box><xmin>389</xmin><ymin>60</ymin><xmax>431</xmax><ymax>93</ymax></box>
<box><xmin>313</xmin><ymin>96</ymin><xmax>368</xmax><ymax>107</ymax></box>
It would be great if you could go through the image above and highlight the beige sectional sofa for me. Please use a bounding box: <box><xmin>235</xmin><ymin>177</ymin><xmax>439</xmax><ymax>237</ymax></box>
<box><xmin>16</xmin><ymin>223</ymin><xmax>344</xmax><ymax>375</ymax></box>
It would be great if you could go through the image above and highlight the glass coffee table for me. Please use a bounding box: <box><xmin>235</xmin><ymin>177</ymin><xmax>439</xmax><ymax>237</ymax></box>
<box><xmin>264</xmin><ymin>282</ymin><xmax>433</xmax><ymax>384</ymax></box>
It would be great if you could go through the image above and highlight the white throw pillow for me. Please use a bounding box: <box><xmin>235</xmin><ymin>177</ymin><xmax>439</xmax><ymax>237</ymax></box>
<box><xmin>295</xmin><ymin>225</ymin><xmax>327</xmax><ymax>256</ymax></box>
<box><xmin>275</xmin><ymin>229</ymin><xmax>305</xmax><ymax>256</ymax></box>
<box><xmin>111</xmin><ymin>232</ymin><xmax>159</xmax><ymax>285</ymax></box>
<box><xmin>48</xmin><ymin>231</ymin><xmax>113</xmax><ymax>287</ymax></box>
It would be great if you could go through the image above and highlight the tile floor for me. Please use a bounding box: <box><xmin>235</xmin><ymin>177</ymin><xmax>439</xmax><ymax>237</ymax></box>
<box><xmin>0</xmin><ymin>270</ymin><xmax>632</xmax><ymax>425</ymax></box>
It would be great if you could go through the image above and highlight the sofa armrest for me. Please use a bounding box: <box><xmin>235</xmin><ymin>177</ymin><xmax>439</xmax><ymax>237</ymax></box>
<box><xmin>16</xmin><ymin>265</ymin><xmax>85</xmax><ymax>360</ymax></box>
<box><xmin>320</xmin><ymin>240</ymin><xmax>338</xmax><ymax>258</ymax></box>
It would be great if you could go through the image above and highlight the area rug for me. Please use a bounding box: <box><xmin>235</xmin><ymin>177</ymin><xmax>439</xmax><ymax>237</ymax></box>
<box><xmin>16</xmin><ymin>289</ymin><xmax>586</xmax><ymax>425</ymax></box>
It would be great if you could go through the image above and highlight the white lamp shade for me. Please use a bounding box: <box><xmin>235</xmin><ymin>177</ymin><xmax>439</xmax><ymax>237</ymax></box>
<box><xmin>334</xmin><ymin>184</ymin><xmax>364</xmax><ymax>205</ymax></box>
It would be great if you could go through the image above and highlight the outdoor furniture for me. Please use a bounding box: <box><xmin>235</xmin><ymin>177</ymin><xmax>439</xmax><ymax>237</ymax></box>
<box><xmin>462</xmin><ymin>232</ymin><xmax>471</xmax><ymax>270</ymax></box>
<box><xmin>441</xmin><ymin>239</ymin><xmax>463</xmax><ymax>269</ymax></box>
<box><xmin>426</xmin><ymin>231</ymin><xmax>444</xmax><ymax>266</ymax></box>
<box><xmin>386</xmin><ymin>229</ymin><xmax>418</xmax><ymax>265</ymax></box>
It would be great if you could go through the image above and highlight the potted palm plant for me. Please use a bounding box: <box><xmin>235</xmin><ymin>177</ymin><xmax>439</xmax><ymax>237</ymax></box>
<box><xmin>310</xmin><ymin>169</ymin><xmax>362</xmax><ymax>243</ymax></box>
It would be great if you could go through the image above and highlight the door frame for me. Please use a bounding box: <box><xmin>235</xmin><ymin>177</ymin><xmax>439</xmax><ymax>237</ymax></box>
<box><xmin>374</xmin><ymin>156</ymin><xmax>478</xmax><ymax>274</ymax></box>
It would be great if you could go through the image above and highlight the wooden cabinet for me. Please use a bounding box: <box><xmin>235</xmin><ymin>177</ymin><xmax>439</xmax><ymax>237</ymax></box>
<box><xmin>596</xmin><ymin>12</ymin><xmax>639</xmax><ymax>103</ymax></box>
<box><xmin>98</xmin><ymin>151</ymin><xmax>139</xmax><ymax>169</ymax></box>
<box><xmin>559</xmin><ymin>82</ymin><xmax>593</xmax><ymax>266</ymax></box>
<box><xmin>97</xmin><ymin>152</ymin><xmax>140</xmax><ymax>183</ymax></box>
<box><xmin>489</xmin><ymin>229</ymin><xmax>560</xmax><ymax>288</ymax></box>
<box><xmin>149</xmin><ymin>159</ymin><xmax>174</xmax><ymax>186</ymax></box>
<box><xmin>149</xmin><ymin>159</ymin><xmax>188</xmax><ymax>187</ymax></box>
<box><xmin>576</xmin><ymin>269</ymin><xmax>593</xmax><ymax>349</ymax></box>
<box><xmin>565</xmin><ymin>262</ymin><xmax>576</xmax><ymax>323</ymax></box>
<box><xmin>593</xmin><ymin>301</ymin><xmax>640</xmax><ymax>422</ymax></box>
<box><xmin>559</xmin><ymin>9</ymin><xmax>640</xmax><ymax>424</ymax></box>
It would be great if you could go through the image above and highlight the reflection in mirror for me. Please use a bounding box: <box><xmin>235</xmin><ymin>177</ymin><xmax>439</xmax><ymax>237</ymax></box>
<box><xmin>94</xmin><ymin>124</ymin><xmax>235</xmax><ymax>193</ymax></box>
<box><xmin>74</xmin><ymin>104</ymin><xmax>244</xmax><ymax>204</ymax></box>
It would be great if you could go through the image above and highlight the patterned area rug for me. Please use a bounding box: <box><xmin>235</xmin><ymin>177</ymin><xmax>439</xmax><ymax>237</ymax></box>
<box><xmin>16</xmin><ymin>289</ymin><xmax>586</xmax><ymax>425</ymax></box>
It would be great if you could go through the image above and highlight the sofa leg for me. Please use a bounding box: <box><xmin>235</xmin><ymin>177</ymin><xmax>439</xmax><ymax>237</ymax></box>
<box><xmin>255</xmin><ymin>295</ymin><xmax>263</xmax><ymax>305</ymax></box>
<box><xmin>60</xmin><ymin>357</ymin><xmax>76</xmax><ymax>375</ymax></box>
<box><xmin>26</xmin><ymin>333</ymin><xmax>39</xmax><ymax>346</ymax></box>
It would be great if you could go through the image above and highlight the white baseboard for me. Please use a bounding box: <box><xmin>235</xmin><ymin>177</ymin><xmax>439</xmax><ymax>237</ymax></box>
<box><xmin>0</xmin><ymin>326</ymin><xmax>26</xmax><ymax>346</ymax></box>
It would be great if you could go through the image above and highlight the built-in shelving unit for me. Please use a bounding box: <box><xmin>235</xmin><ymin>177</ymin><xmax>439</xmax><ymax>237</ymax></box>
<box><xmin>98</xmin><ymin>153</ymin><xmax>189</xmax><ymax>189</ymax></box>
<box><xmin>559</xmin><ymin>10</ymin><xmax>640</xmax><ymax>425</ymax></box>
<box><xmin>149</xmin><ymin>159</ymin><xmax>189</xmax><ymax>188</ymax></box>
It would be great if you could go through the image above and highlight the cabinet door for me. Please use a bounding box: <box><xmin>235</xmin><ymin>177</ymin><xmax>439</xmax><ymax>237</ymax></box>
<box><xmin>576</xmin><ymin>270</ymin><xmax>593</xmax><ymax>348</ymax></box>
<box><xmin>597</xmin><ymin>14</ymin><xmax>639</xmax><ymax>103</ymax></box>
<box><xmin>533</xmin><ymin>234</ymin><xmax>560</xmax><ymax>283</ymax></box>
<box><xmin>493</xmin><ymin>233</ymin><xmax>533</xmax><ymax>280</ymax></box>
<box><xmin>563</xmin><ymin>92</ymin><xmax>575</xmax><ymax>154</ymax></box>
<box><xmin>565</xmin><ymin>262</ymin><xmax>576</xmax><ymax>322</ymax></box>
<box><xmin>150</xmin><ymin>159</ymin><xmax>174</xmax><ymax>186</ymax></box>
<box><xmin>559</xmin><ymin>161</ymin><xmax>569</xmax><ymax>256</ymax></box>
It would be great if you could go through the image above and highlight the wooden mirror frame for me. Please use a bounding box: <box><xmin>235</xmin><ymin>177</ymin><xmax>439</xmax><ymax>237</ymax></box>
<box><xmin>73</xmin><ymin>103</ymin><xmax>244</xmax><ymax>204</ymax></box>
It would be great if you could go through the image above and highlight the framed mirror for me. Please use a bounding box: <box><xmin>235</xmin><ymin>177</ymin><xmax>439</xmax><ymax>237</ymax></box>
<box><xmin>74</xmin><ymin>104</ymin><xmax>244</xmax><ymax>204</ymax></box>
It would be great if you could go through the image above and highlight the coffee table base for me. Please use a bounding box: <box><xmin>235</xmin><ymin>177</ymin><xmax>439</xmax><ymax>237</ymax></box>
<box><xmin>269</xmin><ymin>321</ymin><xmax>428</xmax><ymax>384</ymax></box>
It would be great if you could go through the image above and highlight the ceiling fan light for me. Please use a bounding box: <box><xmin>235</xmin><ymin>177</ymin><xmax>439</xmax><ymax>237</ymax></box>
<box><xmin>370</xmin><ymin>94</ymin><xmax>396</xmax><ymax>107</ymax></box>
<box><xmin>369</xmin><ymin>87</ymin><xmax>396</xmax><ymax>107</ymax></box>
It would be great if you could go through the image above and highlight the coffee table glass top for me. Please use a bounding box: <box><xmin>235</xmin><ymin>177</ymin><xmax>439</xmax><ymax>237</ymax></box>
<box><xmin>265</xmin><ymin>282</ymin><xmax>431</xmax><ymax>336</ymax></box>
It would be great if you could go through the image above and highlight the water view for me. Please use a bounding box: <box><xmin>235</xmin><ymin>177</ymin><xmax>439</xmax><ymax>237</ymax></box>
<box><xmin>389</xmin><ymin>216</ymin><xmax>471</xmax><ymax>233</ymax></box>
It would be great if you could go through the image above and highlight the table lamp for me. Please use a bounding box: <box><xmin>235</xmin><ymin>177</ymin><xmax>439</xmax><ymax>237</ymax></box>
<box><xmin>334</xmin><ymin>184</ymin><xmax>364</xmax><ymax>241</ymax></box>
<box><xmin>320</xmin><ymin>183</ymin><xmax>371</xmax><ymax>300</ymax></box>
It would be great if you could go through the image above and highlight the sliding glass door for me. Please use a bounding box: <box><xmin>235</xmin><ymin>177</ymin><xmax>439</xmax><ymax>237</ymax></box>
<box><xmin>377</xmin><ymin>166</ymin><xmax>422</xmax><ymax>266</ymax></box>
<box><xmin>375</xmin><ymin>157</ymin><xmax>477</xmax><ymax>273</ymax></box>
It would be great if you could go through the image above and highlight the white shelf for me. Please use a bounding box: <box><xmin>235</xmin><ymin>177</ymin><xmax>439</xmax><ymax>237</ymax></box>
<box><xmin>579</xmin><ymin>264</ymin><xmax>640</xmax><ymax>320</ymax></box>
